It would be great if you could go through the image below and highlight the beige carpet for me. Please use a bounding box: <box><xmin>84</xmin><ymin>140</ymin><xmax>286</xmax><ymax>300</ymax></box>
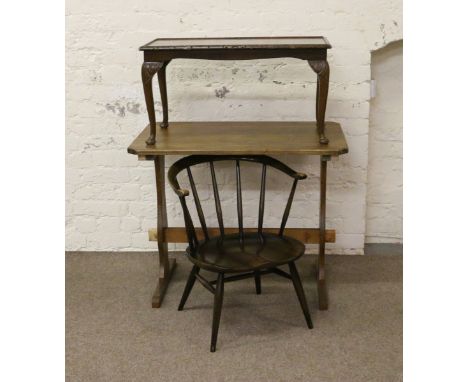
<box><xmin>66</xmin><ymin>252</ymin><xmax>402</xmax><ymax>382</ymax></box>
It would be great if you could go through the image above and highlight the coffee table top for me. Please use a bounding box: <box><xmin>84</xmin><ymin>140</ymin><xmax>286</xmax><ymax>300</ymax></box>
<box><xmin>140</xmin><ymin>36</ymin><xmax>331</xmax><ymax>51</ymax></box>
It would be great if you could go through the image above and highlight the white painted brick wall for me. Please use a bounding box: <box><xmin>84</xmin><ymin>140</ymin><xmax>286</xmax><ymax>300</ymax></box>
<box><xmin>66</xmin><ymin>0</ymin><xmax>402</xmax><ymax>254</ymax></box>
<box><xmin>366</xmin><ymin>40</ymin><xmax>403</xmax><ymax>243</ymax></box>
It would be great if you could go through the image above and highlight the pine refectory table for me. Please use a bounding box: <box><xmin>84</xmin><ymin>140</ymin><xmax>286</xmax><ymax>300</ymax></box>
<box><xmin>127</xmin><ymin>37</ymin><xmax>348</xmax><ymax>310</ymax></box>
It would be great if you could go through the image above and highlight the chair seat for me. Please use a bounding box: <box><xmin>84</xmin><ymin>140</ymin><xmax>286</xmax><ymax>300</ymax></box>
<box><xmin>187</xmin><ymin>232</ymin><xmax>305</xmax><ymax>273</ymax></box>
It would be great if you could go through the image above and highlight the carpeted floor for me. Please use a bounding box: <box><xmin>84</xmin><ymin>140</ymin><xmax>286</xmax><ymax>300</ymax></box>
<box><xmin>66</xmin><ymin>252</ymin><xmax>402</xmax><ymax>382</ymax></box>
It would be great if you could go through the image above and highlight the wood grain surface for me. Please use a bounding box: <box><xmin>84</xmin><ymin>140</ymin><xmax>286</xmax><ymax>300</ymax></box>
<box><xmin>128</xmin><ymin>121</ymin><xmax>348</xmax><ymax>157</ymax></box>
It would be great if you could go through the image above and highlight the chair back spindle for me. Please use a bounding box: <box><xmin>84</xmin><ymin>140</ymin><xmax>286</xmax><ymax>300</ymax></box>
<box><xmin>179</xmin><ymin>196</ymin><xmax>198</xmax><ymax>252</ymax></box>
<box><xmin>187</xmin><ymin>167</ymin><xmax>209</xmax><ymax>240</ymax></box>
<box><xmin>279</xmin><ymin>178</ymin><xmax>298</xmax><ymax>236</ymax></box>
<box><xmin>258</xmin><ymin>164</ymin><xmax>267</xmax><ymax>234</ymax></box>
<box><xmin>210</xmin><ymin>161</ymin><xmax>225</xmax><ymax>237</ymax></box>
<box><xmin>235</xmin><ymin>160</ymin><xmax>244</xmax><ymax>245</ymax></box>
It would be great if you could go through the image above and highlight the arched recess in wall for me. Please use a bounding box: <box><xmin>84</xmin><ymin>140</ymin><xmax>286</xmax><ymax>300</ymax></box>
<box><xmin>365</xmin><ymin>39</ymin><xmax>403</xmax><ymax>244</ymax></box>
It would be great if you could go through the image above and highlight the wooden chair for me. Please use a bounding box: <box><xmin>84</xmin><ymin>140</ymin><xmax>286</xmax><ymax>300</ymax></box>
<box><xmin>168</xmin><ymin>155</ymin><xmax>313</xmax><ymax>352</ymax></box>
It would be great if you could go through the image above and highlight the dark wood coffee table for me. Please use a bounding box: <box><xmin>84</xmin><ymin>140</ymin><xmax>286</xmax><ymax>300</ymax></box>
<box><xmin>139</xmin><ymin>36</ymin><xmax>332</xmax><ymax>145</ymax></box>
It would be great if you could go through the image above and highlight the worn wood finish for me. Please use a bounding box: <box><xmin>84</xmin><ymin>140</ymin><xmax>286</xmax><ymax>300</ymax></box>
<box><xmin>148</xmin><ymin>227</ymin><xmax>336</xmax><ymax>244</ymax></box>
<box><xmin>151</xmin><ymin>156</ymin><xmax>177</xmax><ymax>308</ymax></box>
<box><xmin>140</xmin><ymin>36</ymin><xmax>331</xmax><ymax>61</ymax></box>
<box><xmin>140</xmin><ymin>36</ymin><xmax>330</xmax><ymax>62</ymax></box>
<box><xmin>139</xmin><ymin>36</ymin><xmax>331</xmax><ymax>144</ymax></box>
<box><xmin>169</xmin><ymin>155</ymin><xmax>313</xmax><ymax>351</ymax></box>
<box><xmin>128</xmin><ymin>122</ymin><xmax>348</xmax><ymax>157</ymax></box>
<box><xmin>141</xmin><ymin>36</ymin><xmax>331</xmax><ymax>50</ymax></box>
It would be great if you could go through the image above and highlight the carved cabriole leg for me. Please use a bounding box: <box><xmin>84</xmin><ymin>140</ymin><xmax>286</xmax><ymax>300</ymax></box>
<box><xmin>158</xmin><ymin>61</ymin><xmax>170</xmax><ymax>128</ymax></box>
<box><xmin>308</xmin><ymin>60</ymin><xmax>330</xmax><ymax>145</ymax></box>
<box><xmin>318</xmin><ymin>155</ymin><xmax>330</xmax><ymax>310</ymax></box>
<box><xmin>152</xmin><ymin>155</ymin><xmax>177</xmax><ymax>308</ymax></box>
<box><xmin>142</xmin><ymin>62</ymin><xmax>163</xmax><ymax>145</ymax></box>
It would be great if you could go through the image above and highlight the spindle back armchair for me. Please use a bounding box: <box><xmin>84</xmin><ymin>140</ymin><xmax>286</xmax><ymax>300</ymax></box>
<box><xmin>168</xmin><ymin>155</ymin><xmax>313</xmax><ymax>352</ymax></box>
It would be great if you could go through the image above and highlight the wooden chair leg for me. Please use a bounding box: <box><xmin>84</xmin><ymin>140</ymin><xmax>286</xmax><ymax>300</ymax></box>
<box><xmin>211</xmin><ymin>273</ymin><xmax>225</xmax><ymax>352</ymax></box>
<box><xmin>254</xmin><ymin>270</ymin><xmax>261</xmax><ymax>295</ymax></box>
<box><xmin>178</xmin><ymin>265</ymin><xmax>199</xmax><ymax>311</ymax></box>
<box><xmin>288</xmin><ymin>262</ymin><xmax>313</xmax><ymax>329</ymax></box>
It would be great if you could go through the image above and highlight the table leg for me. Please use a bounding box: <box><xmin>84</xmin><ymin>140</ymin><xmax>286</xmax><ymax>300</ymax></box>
<box><xmin>152</xmin><ymin>155</ymin><xmax>177</xmax><ymax>308</ymax></box>
<box><xmin>142</xmin><ymin>62</ymin><xmax>163</xmax><ymax>145</ymax></box>
<box><xmin>308</xmin><ymin>60</ymin><xmax>330</xmax><ymax>145</ymax></box>
<box><xmin>318</xmin><ymin>155</ymin><xmax>330</xmax><ymax>310</ymax></box>
<box><xmin>158</xmin><ymin>61</ymin><xmax>170</xmax><ymax>128</ymax></box>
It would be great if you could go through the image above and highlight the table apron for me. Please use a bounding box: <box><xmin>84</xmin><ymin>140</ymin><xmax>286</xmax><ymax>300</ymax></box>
<box><xmin>143</xmin><ymin>49</ymin><xmax>327</xmax><ymax>62</ymax></box>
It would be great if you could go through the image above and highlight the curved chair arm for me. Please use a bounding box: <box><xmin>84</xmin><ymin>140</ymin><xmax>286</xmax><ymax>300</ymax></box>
<box><xmin>168</xmin><ymin>155</ymin><xmax>307</xmax><ymax>195</ymax></box>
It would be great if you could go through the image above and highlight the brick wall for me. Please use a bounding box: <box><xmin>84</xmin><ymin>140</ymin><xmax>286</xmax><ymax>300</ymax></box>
<box><xmin>366</xmin><ymin>40</ymin><xmax>403</xmax><ymax>243</ymax></box>
<box><xmin>66</xmin><ymin>0</ymin><xmax>402</xmax><ymax>254</ymax></box>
